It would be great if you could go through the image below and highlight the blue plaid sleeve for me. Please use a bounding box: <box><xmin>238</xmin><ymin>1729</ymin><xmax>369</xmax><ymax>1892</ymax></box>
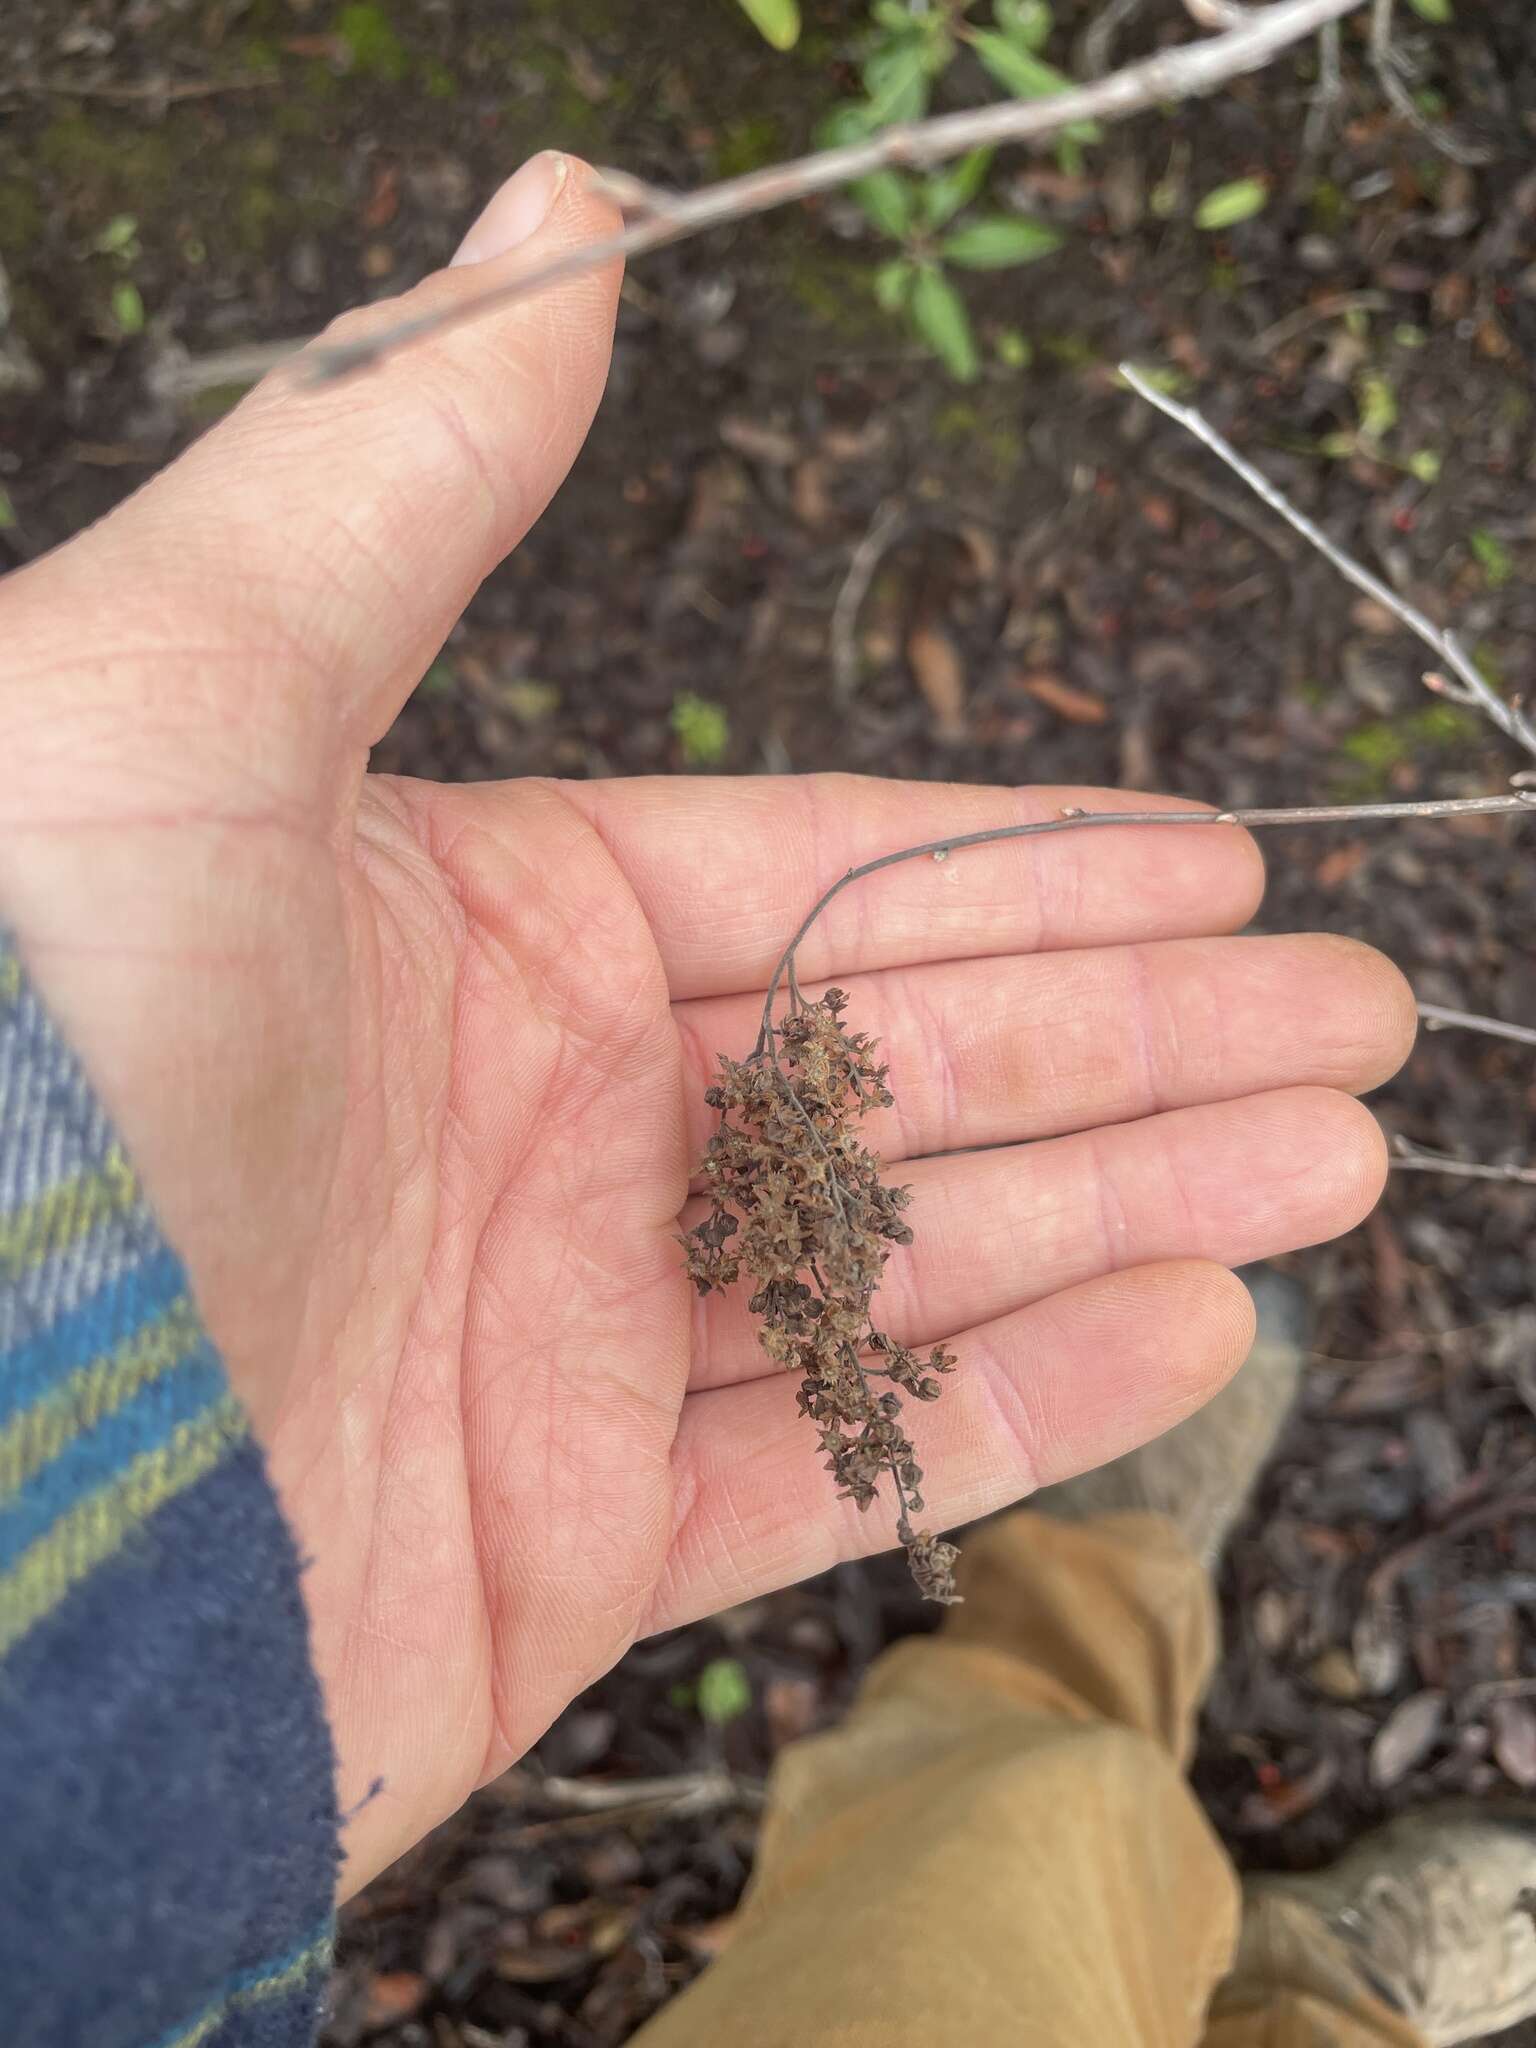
<box><xmin>0</xmin><ymin>930</ymin><xmax>339</xmax><ymax>2048</ymax></box>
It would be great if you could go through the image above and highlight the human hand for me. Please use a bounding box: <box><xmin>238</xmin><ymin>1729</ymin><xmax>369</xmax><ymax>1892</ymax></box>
<box><xmin>0</xmin><ymin>154</ymin><xmax>1416</xmax><ymax>1892</ymax></box>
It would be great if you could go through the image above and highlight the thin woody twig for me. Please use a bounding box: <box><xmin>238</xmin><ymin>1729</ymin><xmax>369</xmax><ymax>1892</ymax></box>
<box><xmin>146</xmin><ymin>337</ymin><xmax>311</xmax><ymax>403</ymax></box>
<box><xmin>1118</xmin><ymin>362</ymin><xmax>1536</xmax><ymax>765</ymax></box>
<box><xmin>1302</xmin><ymin>17</ymin><xmax>1346</xmax><ymax>159</ymax></box>
<box><xmin>1416</xmin><ymin>1002</ymin><xmax>1536</xmax><ymax>1049</ymax></box>
<box><xmin>1392</xmin><ymin>1136</ymin><xmax>1536</xmax><ymax>1187</ymax></box>
<box><xmin>1252</xmin><ymin>289</ymin><xmax>1391</xmax><ymax>354</ymax></box>
<box><xmin>303</xmin><ymin>0</ymin><xmax>1366</xmax><ymax>383</ymax></box>
<box><xmin>750</xmin><ymin>794</ymin><xmax>1535</xmax><ymax>1058</ymax></box>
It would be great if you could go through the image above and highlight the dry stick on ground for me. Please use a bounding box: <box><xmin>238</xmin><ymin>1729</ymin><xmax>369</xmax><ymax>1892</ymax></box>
<box><xmin>524</xmin><ymin>1771</ymin><xmax>765</xmax><ymax>1828</ymax></box>
<box><xmin>303</xmin><ymin>0</ymin><xmax>1366</xmax><ymax>383</ymax></box>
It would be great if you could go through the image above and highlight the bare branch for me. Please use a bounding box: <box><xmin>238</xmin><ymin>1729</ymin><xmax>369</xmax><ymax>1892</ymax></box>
<box><xmin>1392</xmin><ymin>1136</ymin><xmax>1536</xmax><ymax>1188</ymax></box>
<box><xmin>1416</xmin><ymin>1002</ymin><xmax>1536</xmax><ymax>1049</ymax></box>
<box><xmin>1118</xmin><ymin>362</ymin><xmax>1536</xmax><ymax>766</ymax></box>
<box><xmin>304</xmin><ymin>0</ymin><xmax>1366</xmax><ymax>383</ymax></box>
<box><xmin>753</xmin><ymin>793</ymin><xmax>1535</xmax><ymax>1056</ymax></box>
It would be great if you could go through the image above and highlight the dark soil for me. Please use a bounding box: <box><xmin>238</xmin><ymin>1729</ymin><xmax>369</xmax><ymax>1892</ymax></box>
<box><xmin>4</xmin><ymin>2</ymin><xmax>1535</xmax><ymax>2042</ymax></box>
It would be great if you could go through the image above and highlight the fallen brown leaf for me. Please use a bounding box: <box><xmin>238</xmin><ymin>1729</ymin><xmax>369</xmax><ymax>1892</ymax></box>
<box><xmin>1316</xmin><ymin>841</ymin><xmax>1369</xmax><ymax>889</ymax></box>
<box><xmin>360</xmin><ymin>1972</ymin><xmax>427</xmax><ymax>2026</ymax></box>
<box><xmin>1019</xmin><ymin>671</ymin><xmax>1110</xmax><ymax>726</ymax></box>
<box><xmin>908</xmin><ymin>622</ymin><xmax>968</xmax><ymax>742</ymax></box>
<box><xmin>791</xmin><ymin>457</ymin><xmax>831</xmax><ymax>529</ymax></box>
<box><xmin>764</xmin><ymin>1675</ymin><xmax>820</xmax><ymax>1749</ymax></box>
<box><xmin>362</xmin><ymin>162</ymin><xmax>400</xmax><ymax>230</ymax></box>
<box><xmin>719</xmin><ymin>415</ymin><xmax>799</xmax><ymax>467</ymax></box>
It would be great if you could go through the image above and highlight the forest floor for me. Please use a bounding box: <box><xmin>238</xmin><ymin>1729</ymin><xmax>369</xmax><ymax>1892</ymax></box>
<box><xmin>4</xmin><ymin>1</ymin><xmax>1536</xmax><ymax>2041</ymax></box>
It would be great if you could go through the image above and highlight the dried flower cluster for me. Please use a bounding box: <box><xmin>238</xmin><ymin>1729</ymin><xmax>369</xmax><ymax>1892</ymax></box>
<box><xmin>685</xmin><ymin>988</ymin><xmax>961</xmax><ymax>1604</ymax></box>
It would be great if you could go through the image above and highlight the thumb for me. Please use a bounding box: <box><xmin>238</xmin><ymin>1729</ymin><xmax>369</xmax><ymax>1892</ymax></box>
<box><xmin>2</xmin><ymin>152</ymin><xmax>621</xmax><ymax>810</ymax></box>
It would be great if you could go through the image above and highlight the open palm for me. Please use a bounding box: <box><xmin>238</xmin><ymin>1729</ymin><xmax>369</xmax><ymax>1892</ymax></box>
<box><xmin>0</xmin><ymin>160</ymin><xmax>1415</xmax><ymax>1892</ymax></box>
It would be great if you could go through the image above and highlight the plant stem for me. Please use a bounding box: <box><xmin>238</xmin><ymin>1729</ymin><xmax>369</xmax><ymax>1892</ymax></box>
<box><xmin>1416</xmin><ymin>1002</ymin><xmax>1536</xmax><ymax>1049</ymax></box>
<box><xmin>305</xmin><ymin>0</ymin><xmax>1366</xmax><ymax>383</ymax></box>
<box><xmin>1118</xmin><ymin>364</ymin><xmax>1536</xmax><ymax>764</ymax></box>
<box><xmin>752</xmin><ymin>794</ymin><xmax>1535</xmax><ymax>1055</ymax></box>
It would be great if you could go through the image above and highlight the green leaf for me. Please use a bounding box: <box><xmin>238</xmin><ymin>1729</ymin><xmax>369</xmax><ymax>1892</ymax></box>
<box><xmin>873</xmin><ymin>256</ymin><xmax>916</xmax><ymax>312</ymax></box>
<box><xmin>501</xmin><ymin>678</ymin><xmax>562</xmax><ymax>723</ymax></box>
<box><xmin>994</xmin><ymin>326</ymin><xmax>1033</xmax><ymax>370</ymax></box>
<box><xmin>969</xmin><ymin>31</ymin><xmax>1100</xmax><ymax>140</ymax></box>
<box><xmin>336</xmin><ymin>3</ymin><xmax>409</xmax><ymax>82</ymax></box>
<box><xmin>1357</xmin><ymin>372</ymin><xmax>1398</xmax><ymax>442</ymax></box>
<box><xmin>94</xmin><ymin>214</ymin><xmax>140</xmax><ymax>258</ymax></box>
<box><xmin>670</xmin><ymin>692</ymin><xmax>730</xmax><ymax>767</ymax></box>
<box><xmin>697</xmin><ymin>1657</ymin><xmax>752</xmax><ymax>1726</ymax></box>
<box><xmin>815</xmin><ymin>102</ymin><xmax>876</xmax><ymax>151</ymax></box>
<box><xmin>911</xmin><ymin>267</ymin><xmax>979</xmax><ymax>382</ymax></box>
<box><xmin>861</xmin><ymin>37</ymin><xmax>930</xmax><ymax>124</ymax></box>
<box><xmin>1194</xmin><ymin>177</ymin><xmax>1270</xmax><ymax>230</ymax></box>
<box><xmin>1406</xmin><ymin>0</ymin><xmax>1452</xmax><ymax>19</ymax></box>
<box><xmin>0</xmin><ymin>486</ymin><xmax>15</xmax><ymax>531</ymax></box>
<box><xmin>921</xmin><ymin>147</ymin><xmax>994</xmax><ymax>230</ymax></box>
<box><xmin>111</xmin><ymin>281</ymin><xmax>145</xmax><ymax>337</ymax></box>
<box><xmin>995</xmin><ymin>0</ymin><xmax>1054</xmax><ymax>51</ymax></box>
<box><xmin>1470</xmin><ymin>528</ymin><xmax>1514</xmax><ymax>588</ymax></box>
<box><xmin>851</xmin><ymin>168</ymin><xmax>914</xmax><ymax>240</ymax></box>
<box><xmin>734</xmin><ymin>0</ymin><xmax>801</xmax><ymax>50</ymax></box>
<box><xmin>941</xmin><ymin>214</ymin><xmax>1062</xmax><ymax>268</ymax></box>
<box><xmin>1405</xmin><ymin>449</ymin><xmax>1441</xmax><ymax>484</ymax></box>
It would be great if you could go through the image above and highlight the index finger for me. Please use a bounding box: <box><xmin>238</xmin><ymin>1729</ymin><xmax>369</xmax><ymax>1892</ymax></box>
<box><xmin>564</xmin><ymin>773</ymin><xmax>1264</xmax><ymax>1002</ymax></box>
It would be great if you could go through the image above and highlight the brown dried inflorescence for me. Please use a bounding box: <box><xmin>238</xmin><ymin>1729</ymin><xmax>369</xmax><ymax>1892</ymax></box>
<box><xmin>684</xmin><ymin>988</ymin><xmax>961</xmax><ymax>1604</ymax></box>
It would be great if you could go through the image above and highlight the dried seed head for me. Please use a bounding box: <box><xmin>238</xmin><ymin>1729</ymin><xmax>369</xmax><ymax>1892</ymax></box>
<box><xmin>684</xmin><ymin>988</ymin><xmax>961</xmax><ymax>1603</ymax></box>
